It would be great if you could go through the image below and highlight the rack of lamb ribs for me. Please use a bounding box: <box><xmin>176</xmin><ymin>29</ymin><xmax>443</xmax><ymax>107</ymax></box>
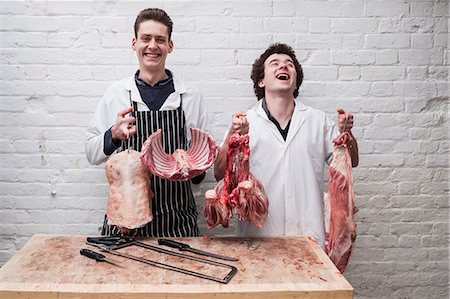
<box><xmin>140</xmin><ymin>128</ymin><xmax>218</xmax><ymax>181</ymax></box>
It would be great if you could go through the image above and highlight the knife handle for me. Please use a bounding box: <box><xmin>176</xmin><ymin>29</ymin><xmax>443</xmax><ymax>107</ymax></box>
<box><xmin>80</xmin><ymin>248</ymin><xmax>106</xmax><ymax>262</ymax></box>
<box><xmin>158</xmin><ymin>239</ymin><xmax>190</xmax><ymax>250</ymax></box>
<box><xmin>86</xmin><ymin>236</ymin><xmax>133</xmax><ymax>245</ymax></box>
<box><xmin>87</xmin><ymin>237</ymin><xmax>119</xmax><ymax>245</ymax></box>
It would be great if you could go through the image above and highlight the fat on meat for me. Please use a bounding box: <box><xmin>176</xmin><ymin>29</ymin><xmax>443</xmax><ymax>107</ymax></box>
<box><xmin>204</xmin><ymin>133</ymin><xmax>269</xmax><ymax>229</ymax></box>
<box><xmin>325</xmin><ymin>132</ymin><xmax>357</xmax><ymax>273</ymax></box>
<box><xmin>105</xmin><ymin>149</ymin><xmax>153</xmax><ymax>230</ymax></box>
<box><xmin>140</xmin><ymin>128</ymin><xmax>218</xmax><ymax>181</ymax></box>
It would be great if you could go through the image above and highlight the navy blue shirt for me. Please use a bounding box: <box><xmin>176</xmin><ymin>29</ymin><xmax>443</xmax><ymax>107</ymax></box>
<box><xmin>135</xmin><ymin>70</ymin><xmax>175</xmax><ymax>110</ymax></box>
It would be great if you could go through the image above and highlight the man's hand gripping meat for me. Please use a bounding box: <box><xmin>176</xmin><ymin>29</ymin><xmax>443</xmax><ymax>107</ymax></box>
<box><xmin>214</xmin><ymin>112</ymin><xmax>249</xmax><ymax>181</ymax></box>
<box><xmin>336</xmin><ymin>108</ymin><xmax>358</xmax><ymax>167</ymax></box>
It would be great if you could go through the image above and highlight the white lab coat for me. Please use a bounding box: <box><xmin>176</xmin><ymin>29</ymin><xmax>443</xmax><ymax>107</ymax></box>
<box><xmin>237</xmin><ymin>99</ymin><xmax>338</xmax><ymax>249</ymax></box>
<box><xmin>85</xmin><ymin>73</ymin><xmax>208</xmax><ymax>165</ymax></box>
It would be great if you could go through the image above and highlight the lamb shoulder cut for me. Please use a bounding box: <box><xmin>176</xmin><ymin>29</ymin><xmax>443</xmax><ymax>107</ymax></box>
<box><xmin>105</xmin><ymin>149</ymin><xmax>153</xmax><ymax>230</ymax></box>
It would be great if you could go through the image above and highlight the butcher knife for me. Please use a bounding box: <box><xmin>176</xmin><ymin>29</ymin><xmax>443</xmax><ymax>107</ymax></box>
<box><xmin>158</xmin><ymin>239</ymin><xmax>239</xmax><ymax>262</ymax></box>
<box><xmin>80</xmin><ymin>248</ymin><xmax>123</xmax><ymax>267</ymax></box>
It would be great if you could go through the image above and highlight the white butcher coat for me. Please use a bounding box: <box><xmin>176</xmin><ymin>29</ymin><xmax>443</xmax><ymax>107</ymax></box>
<box><xmin>237</xmin><ymin>99</ymin><xmax>338</xmax><ymax>249</ymax></box>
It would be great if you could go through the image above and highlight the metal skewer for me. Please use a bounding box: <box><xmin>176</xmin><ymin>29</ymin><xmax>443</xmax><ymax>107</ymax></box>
<box><xmin>127</xmin><ymin>90</ymin><xmax>134</xmax><ymax>152</ymax></box>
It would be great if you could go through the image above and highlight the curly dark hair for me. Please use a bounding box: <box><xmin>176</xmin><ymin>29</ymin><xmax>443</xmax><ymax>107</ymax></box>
<box><xmin>134</xmin><ymin>8</ymin><xmax>173</xmax><ymax>40</ymax></box>
<box><xmin>250</xmin><ymin>43</ymin><xmax>303</xmax><ymax>100</ymax></box>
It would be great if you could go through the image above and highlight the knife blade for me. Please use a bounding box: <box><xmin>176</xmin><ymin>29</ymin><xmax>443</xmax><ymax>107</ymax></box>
<box><xmin>158</xmin><ymin>239</ymin><xmax>239</xmax><ymax>262</ymax></box>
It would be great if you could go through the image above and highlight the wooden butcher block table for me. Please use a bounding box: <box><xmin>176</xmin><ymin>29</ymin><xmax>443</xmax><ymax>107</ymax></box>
<box><xmin>0</xmin><ymin>234</ymin><xmax>353</xmax><ymax>299</ymax></box>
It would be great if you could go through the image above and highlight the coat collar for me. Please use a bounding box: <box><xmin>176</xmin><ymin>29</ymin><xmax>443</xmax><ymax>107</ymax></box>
<box><xmin>254</xmin><ymin>98</ymin><xmax>308</xmax><ymax>118</ymax></box>
<box><xmin>124</xmin><ymin>70</ymin><xmax>187</xmax><ymax>106</ymax></box>
<box><xmin>253</xmin><ymin>98</ymin><xmax>309</xmax><ymax>146</ymax></box>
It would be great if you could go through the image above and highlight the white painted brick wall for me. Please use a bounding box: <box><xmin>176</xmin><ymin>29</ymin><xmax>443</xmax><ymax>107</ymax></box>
<box><xmin>1</xmin><ymin>1</ymin><xmax>448</xmax><ymax>298</ymax></box>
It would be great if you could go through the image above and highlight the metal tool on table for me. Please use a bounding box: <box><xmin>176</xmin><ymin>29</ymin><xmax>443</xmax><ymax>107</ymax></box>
<box><xmin>80</xmin><ymin>248</ymin><xmax>123</xmax><ymax>268</ymax></box>
<box><xmin>85</xmin><ymin>236</ymin><xmax>237</xmax><ymax>284</ymax></box>
<box><xmin>158</xmin><ymin>239</ymin><xmax>239</xmax><ymax>262</ymax></box>
<box><xmin>87</xmin><ymin>236</ymin><xmax>133</xmax><ymax>247</ymax></box>
<box><xmin>126</xmin><ymin>90</ymin><xmax>134</xmax><ymax>151</ymax></box>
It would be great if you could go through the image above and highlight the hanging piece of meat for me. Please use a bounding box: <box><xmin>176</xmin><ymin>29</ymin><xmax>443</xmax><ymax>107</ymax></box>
<box><xmin>204</xmin><ymin>180</ymin><xmax>231</xmax><ymax>228</ymax></box>
<box><xmin>140</xmin><ymin>128</ymin><xmax>218</xmax><ymax>181</ymax></box>
<box><xmin>230</xmin><ymin>175</ymin><xmax>269</xmax><ymax>229</ymax></box>
<box><xmin>325</xmin><ymin>132</ymin><xmax>357</xmax><ymax>273</ymax></box>
<box><xmin>105</xmin><ymin>149</ymin><xmax>153</xmax><ymax>230</ymax></box>
<box><xmin>204</xmin><ymin>133</ymin><xmax>269</xmax><ymax>229</ymax></box>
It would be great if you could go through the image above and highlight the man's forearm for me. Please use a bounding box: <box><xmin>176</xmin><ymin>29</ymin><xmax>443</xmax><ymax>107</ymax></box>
<box><xmin>214</xmin><ymin>113</ymin><xmax>249</xmax><ymax>181</ymax></box>
<box><xmin>214</xmin><ymin>131</ymin><xmax>233</xmax><ymax>181</ymax></box>
<box><xmin>104</xmin><ymin>127</ymin><xmax>122</xmax><ymax>156</ymax></box>
<box><xmin>214</xmin><ymin>154</ymin><xmax>226</xmax><ymax>181</ymax></box>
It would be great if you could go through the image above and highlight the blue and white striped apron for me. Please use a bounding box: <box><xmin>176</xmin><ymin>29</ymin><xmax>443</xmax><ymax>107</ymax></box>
<box><xmin>102</xmin><ymin>97</ymin><xmax>199</xmax><ymax>237</ymax></box>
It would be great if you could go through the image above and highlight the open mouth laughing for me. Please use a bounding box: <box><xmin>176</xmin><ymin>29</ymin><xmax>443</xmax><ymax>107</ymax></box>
<box><xmin>276</xmin><ymin>73</ymin><xmax>290</xmax><ymax>81</ymax></box>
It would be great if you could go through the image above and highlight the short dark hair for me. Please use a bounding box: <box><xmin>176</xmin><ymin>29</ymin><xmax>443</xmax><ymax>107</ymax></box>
<box><xmin>134</xmin><ymin>8</ymin><xmax>173</xmax><ymax>40</ymax></box>
<box><xmin>250</xmin><ymin>43</ymin><xmax>304</xmax><ymax>100</ymax></box>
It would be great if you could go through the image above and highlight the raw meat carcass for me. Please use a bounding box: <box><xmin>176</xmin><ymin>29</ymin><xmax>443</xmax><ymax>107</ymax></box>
<box><xmin>204</xmin><ymin>133</ymin><xmax>269</xmax><ymax>229</ymax></box>
<box><xmin>140</xmin><ymin>128</ymin><xmax>218</xmax><ymax>181</ymax></box>
<box><xmin>325</xmin><ymin>132</ymin><xmax>357</xmax><ymax>273</ymax></box>
<box><xmin>105</xmin><ymin>149</ymin><xmax>153</xmax><ymax>230</ymax></box>
<box><xmin>223</xmin><ymin>133</ymin><xmax>250</xmax><ymax>195</ymax></box>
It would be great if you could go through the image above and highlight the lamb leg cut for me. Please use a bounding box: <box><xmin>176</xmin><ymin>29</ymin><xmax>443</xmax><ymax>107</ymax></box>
<box><xmin>204</xmin><ymin>180</ymin><xmax>232</xmax><ymax>228</ymax></box>
<box><xmin>326</xmin><ymin>132</ymin><xmax>357</xmax><ymax>273</ymax></box>
<box><xmin>230</xmin><ymin>174</ymin><xmax>269</xmax><ymax>229</ymax></box>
